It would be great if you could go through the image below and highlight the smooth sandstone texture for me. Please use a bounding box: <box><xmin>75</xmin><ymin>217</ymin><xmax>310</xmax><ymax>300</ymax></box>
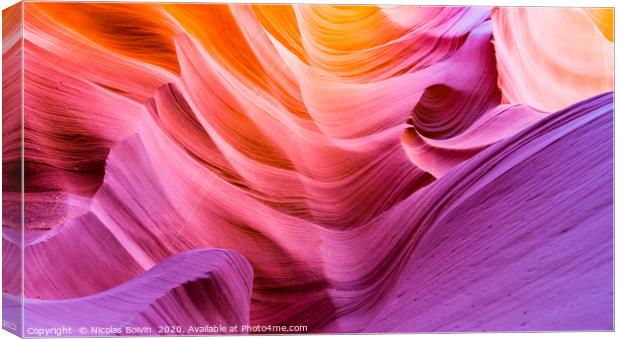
<box><xmin>1</xmin><ymin>3</ymin><xmax>613</xmax><ymax>334</ymax></box>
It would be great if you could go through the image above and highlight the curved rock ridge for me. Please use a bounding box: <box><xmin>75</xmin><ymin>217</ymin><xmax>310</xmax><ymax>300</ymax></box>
<box><xmin>24</xmin><ymin>249</ymin><xmax>253</xmax><ymax>332</ymax></box>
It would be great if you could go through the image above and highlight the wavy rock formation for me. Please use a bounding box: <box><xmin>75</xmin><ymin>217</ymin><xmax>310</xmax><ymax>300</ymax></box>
<box><xmin>2</xmin><ymin>3</ymin><xmax>614</xmax><ymax>334</ymax></box>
